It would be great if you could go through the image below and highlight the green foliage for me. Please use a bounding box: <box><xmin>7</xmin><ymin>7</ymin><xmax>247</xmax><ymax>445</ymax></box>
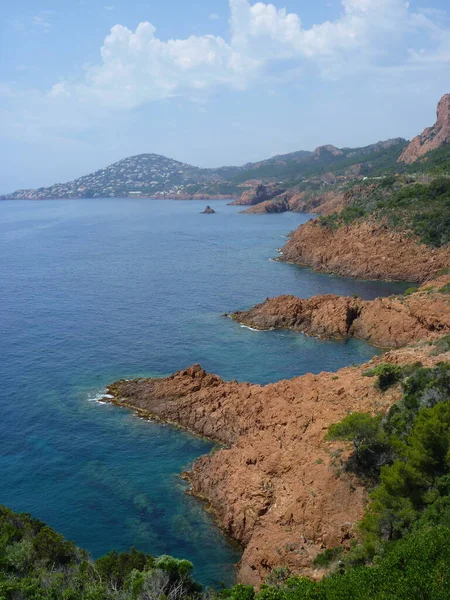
<box><xmin>403</xmin><ymin>286</ymin><xmax>418</xmax><ymax>296</ymax></box>
<box><xmin>328</xmin><ymin>363</ymin><xmax>450</xmax><ymax>547</ymax></box>
<box><xmin>312</xmin><ymin>547</ymin><xmax>343</xmax><ymax>568</ymax></box>
<box><xmin>440</xmin><ymin>283</ymin><xmax>450</xmax><ymax>294</ymax></box>
<box><xmin>363</xmin><ymin>363</ymin><xmax>404</xmax><ymax>391</ymax></box>
<box><xmin>319</xmin><ymin>175</ymin><xmax>450</xmax><ymax>248</ymax></box>
<box><xmin>0</xmin><ymin>505</ymin><xmax>202</xmax><ymax>600</ymax></box>
<box><xmin>327</xmin><ymin>413</ymin><xmax>390</xmax><ymax>475</ymax></box>
<box><xmin>431</xmin><ymin>334</ymin><xmax>450</xmax><ymax>356</ymax></box>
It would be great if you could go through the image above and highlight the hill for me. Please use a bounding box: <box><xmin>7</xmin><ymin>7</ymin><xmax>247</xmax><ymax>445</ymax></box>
<box><xmin>1</xmin><ymin>139</ymin><xmax>408</xmax><ymax>201</ymax></box>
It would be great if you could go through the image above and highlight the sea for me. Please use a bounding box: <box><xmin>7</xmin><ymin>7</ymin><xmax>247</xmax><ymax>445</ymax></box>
<box><xmin>0</xmin><ymin>198</ymin><xmax>409</xmax><ymax>586</ymax></box>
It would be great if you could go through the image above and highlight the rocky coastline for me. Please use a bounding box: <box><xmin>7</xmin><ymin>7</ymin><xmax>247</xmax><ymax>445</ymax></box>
<box><xmin>278</xmin><ymin>219</ymin><xmax>450</xmax><ymax>283</ymax></box>
<box><xmin>103</xmin><ymin>342</ymin><xmax>450</xmax><ymax>586</ymax></box>
<box><xmin>229</xmin><ymin>277</ymin><xmax>450</xmax><ymax>348</ymax></box>
<box><xmin>103</xmin><ymin>274</ymin><xmax>450</xmax><ymax>586</ymax></box>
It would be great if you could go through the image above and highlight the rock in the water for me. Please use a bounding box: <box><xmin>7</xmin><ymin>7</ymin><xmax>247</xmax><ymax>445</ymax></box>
<box><xmin>201</xmin><ymin>205</ymin><xmax>216</xmax><ymax>214</ymax></box>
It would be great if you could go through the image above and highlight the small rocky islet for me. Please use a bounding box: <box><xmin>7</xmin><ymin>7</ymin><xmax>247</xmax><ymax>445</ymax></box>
<box><xmin>201</xmin><ymin>205</ymin><xmax>216</xmax><ymax>214</ymax></box>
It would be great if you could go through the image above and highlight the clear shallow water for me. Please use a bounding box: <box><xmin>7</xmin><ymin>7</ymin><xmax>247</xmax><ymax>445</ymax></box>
<box><xmin>0</xmin><ymin>199</ymin><xmax>409</xmax><ymax>586</ymax></box>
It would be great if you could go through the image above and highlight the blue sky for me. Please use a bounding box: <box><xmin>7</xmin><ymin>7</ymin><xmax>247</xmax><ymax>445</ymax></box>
<box><xmin>1</xmin><ymin>0</ymin><xmax>450</xmax><ymax>192</ymax></box>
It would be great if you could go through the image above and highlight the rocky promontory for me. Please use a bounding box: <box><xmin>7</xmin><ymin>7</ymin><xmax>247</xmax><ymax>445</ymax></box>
<box><xmin>229</xmin><ymin>184</ymin><xmax>285</xmax><ymax>206</ymax></box>
<box><xmin>230</xmin><ymin>276</ymin><xmax>450</xmax><ymax>348</ymax></box>
<box><xmin>279</xmin><ymin>219</ymin><xmax>450</xmax><ymax>282</ymax></box>
<box><xmin>104</xmin><ymin>338</ymin><xmax>450</xmax><ymax>586</ymax></box>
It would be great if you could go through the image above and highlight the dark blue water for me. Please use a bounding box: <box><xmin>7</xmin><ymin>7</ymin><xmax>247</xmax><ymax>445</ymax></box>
<box><xmin>0</xmin><ymin>199</ymin><xmax>409</xmax><ymax>586</ymax></box>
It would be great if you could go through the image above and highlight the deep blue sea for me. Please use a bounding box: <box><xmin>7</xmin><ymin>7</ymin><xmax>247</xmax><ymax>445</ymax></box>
<box><xmin>0</xmin><ymin>199</ymin><xmax>409</xmax><ymax>586</ymax></box>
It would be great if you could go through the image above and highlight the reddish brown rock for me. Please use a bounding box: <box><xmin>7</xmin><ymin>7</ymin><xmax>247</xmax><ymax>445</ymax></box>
<box><xmin>105</xmin><ymin>344</ymin><xmax>449</xmax><ymax>586</ymax></box>
<box><xmin>229</xmin><ymin>184</ymin><xmax>286</xmax><ymax>206</ymax></box>
<box><xmin>399</xmin><ymin>94</ymin><xmax>450</xmax><ymax>164</ymax></box>
<box><xmin>280</xmin><ymin>219</ymin><xmax>450</xmax><ymax>282</ymax></box>
<box><xmin>231</xmin><ymin>277</ymin><xmax>450</xmax><ymax>348</ymax></box>
<box><xmin>242</xmin><ymin>189</ymin><xmax>347</xmax><ymax>216</ymax></box>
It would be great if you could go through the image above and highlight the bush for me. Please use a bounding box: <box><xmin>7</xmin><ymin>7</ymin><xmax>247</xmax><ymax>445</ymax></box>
<box><xmin>403</xmin><ymin>287</ymin><xmax>418</xmax><ymax>296</ymax></box>
<box><xmin>363</xmin><ymin>363</ymin><xmax>403</xmax><ymax>391</ymax></box>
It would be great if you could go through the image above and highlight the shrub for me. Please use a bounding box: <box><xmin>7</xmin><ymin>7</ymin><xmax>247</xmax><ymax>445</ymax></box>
<box><xmin>313</xmin><ymin>547</ymin><xmax>343</xmax><ymax>568</ymax></box>
<box><xmin>363</xmin><ymin>363</ymin><xmax>403</xmax><ymax>391</ymax></box>
<box><xmin>403</xmin><ymin>287</ymin><xmax>418</xmax><ymax>296</ymax></box>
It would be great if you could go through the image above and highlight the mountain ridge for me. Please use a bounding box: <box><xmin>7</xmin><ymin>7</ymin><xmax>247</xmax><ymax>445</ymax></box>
<box><xmin>1</xmin><ymin>138</ymin><xmax>408</xmax><ymax>201</ymax></box>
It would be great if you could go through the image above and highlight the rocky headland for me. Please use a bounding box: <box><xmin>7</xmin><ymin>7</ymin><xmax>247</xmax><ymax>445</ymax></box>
<box><xmin>279</xmin><ymin>219</ymin><xmax>450</xmax><ymax>282</ymax></box>
<box><xmin>104</xmin><ymin>334</ymin><xmax>450</xmax><ymax>586</ymax></box>
<box><xmin>240</xmin><ymin>189</ymin><xmax>346</xmax><ymax>216</ymax></box>
<box><xmin>230</xmin><ymin>276</ymin><xmax>450</xmax><ymax>348</ymax></box>
<box><xmin>229</xmin><ymin>184</ymin><xmax>286</xmax><ymax>207</ymax></box>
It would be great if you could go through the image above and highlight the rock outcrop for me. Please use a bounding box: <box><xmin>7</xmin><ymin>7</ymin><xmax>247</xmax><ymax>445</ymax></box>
<box><xmin>201</xmin><ymin>205</ymin><xmax>216</xmax><ymax>214</ymax></box>
<box><xmin>230</xmin><ymin>277</ymin><xmax>450</xmax><ymax>348</ymax></box>
<box><xmin>399</xmin><ymin>94</ymin><xmax>450</xmax><ymax>164</ymax></box>
<box><xmin>280</xmin><ymin>219</ymin><xmax>450</xmax><ymax>282</ymax></box>
<box><xmin>229</xmin><ymin>184</ymin><xmax>286</xmax><ymax>206</ymax></box>
<box><xmin>242</xmin><ymin>189</ymin><xmax>347</xmax><ymax>216</ymax></box>
<box><xmin>104</xmin><ymin>343</ymin><xmax>450</xmax><ymax>586</ymax></box>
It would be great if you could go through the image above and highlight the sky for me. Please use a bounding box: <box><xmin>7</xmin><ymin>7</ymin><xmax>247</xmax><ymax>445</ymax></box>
<box><xmin>1</xmin><ymin>0</ymin><xmax>450</xmax><ymax>193</ymax></box>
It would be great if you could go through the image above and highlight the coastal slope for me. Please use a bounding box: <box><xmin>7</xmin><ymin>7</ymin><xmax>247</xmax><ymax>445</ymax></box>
<box><xmin>279</xmin><ymin>219</ymin><xmax>450</xmax><ymax>282</ymax></box>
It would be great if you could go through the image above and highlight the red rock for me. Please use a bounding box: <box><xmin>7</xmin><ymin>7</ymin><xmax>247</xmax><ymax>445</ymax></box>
<box><xmin>399</xmin><ymin>94</ymin><xmax>450</xmax><ymax>163</ymax></box>
<box><xmin>280</xmin><ymin>219</ymin><xmax>450</xmax><ymax>282</ymax></box>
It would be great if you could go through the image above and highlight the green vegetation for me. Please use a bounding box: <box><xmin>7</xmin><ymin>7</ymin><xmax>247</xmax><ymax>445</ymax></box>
<box><xmin>0</xmin><ymin>505</ymin><xmax>201</xmax><ymax>599</ymax></box>
<box><xmin>3</xmin><ymin>362</ymin><xmax>450</xmax><ymax>599</ymax></box>
<box><xmin>318</xmin><ymin>175</ymin><xmax>450</xmax><ymax>247</ymax></box>
<box><xmin>362</xmin><ymin>363</ymin><xmax>404</xmax><ymax>391</ymax></box>
<box><xmin>431</xmin><ymin>335</ymin><xmax>450</xmax><ymax>356</ymax></box>
<box><xmin>403</xmin><ymin>286</ymin><xmax>418</xmax><ymax>296</ymax></box>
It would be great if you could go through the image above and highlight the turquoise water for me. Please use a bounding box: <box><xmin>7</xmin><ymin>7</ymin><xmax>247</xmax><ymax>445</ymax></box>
<box><xmin>0</xmin><ymin>199</ymin><xmax>409</xmax><ymax>586</ymax></box>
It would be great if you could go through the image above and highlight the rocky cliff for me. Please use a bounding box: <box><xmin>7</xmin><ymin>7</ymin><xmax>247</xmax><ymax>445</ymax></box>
<box><xmin>280</xmin><ymin>218</ymin><xmax>450</xmax><ymax>282</ymax></box>
<box><xmin>399</xmin><ymin>94</ymin><xmax>450</xmax><ymax>164</ymax></box>
<box><xmin>242</xmin><ymin>188</ymin><xmax>348</xmax><ymax>216</ymax></box>
<box><xmin>104</xmin><ymin>340</ymin><xmax>450</xmax><ymax>586</ymax></box>
<box><xmin>229</xmin><ymin>184</ymin><xmax>286</xmax><ymax>206</ymax></box>
<box><xmin>230</xmin><ymin>276</ymin><xmax>450</xmax><ymax>348</ymax></box>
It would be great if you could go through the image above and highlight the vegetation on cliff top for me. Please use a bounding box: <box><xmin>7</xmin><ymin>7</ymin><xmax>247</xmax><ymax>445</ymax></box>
<box><xmin>318</xmin><ymin>176</ymin><xmax>450</xmax><ymax>247</ymax></box>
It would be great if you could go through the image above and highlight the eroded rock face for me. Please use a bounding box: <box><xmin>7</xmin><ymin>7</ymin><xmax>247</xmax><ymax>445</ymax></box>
<box><xmin>399</xmin><ymin>94</ymin><xmax>450</xmax><ymax>163</ymax></box>
<box><xmin>280</xmin><ymin>219</ymin><xmax>450</xmax><ymax>282</ymax></box>
<box><xmin>105</xmin><ymin>346</ymin><xmax>449</xmax><ymax>586</ymax></box>
<box><xmin>231</xmin><ymin>278</ymin><xmax>450</xmax><ymax>348</ymax></box>
<box><xmin>229</xmin><ymin>184</ymin><xmax>286</xmax><ymax>206</ymax></box>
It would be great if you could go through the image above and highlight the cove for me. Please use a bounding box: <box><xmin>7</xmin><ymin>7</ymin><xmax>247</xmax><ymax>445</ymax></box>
<box><xmin>0</xmin><ymin>199</ymin><xmax>409</xmax><ymax>586</ymax></box>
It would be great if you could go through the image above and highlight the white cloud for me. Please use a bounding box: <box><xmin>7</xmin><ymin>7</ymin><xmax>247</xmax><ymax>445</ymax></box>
<box><xmin>32</xmin><ymin>15</ymin><xmax>52</xmax><ymax>33</ymax></box>
<box><xmin>39</xmin><ymin>0</ymin><xmax>450</xmax><ymax>109</ymax></box>
<box><xmin>209</xmin><ymin>13</ymin><xmax>221</xmax><ymax>21</ymax></box>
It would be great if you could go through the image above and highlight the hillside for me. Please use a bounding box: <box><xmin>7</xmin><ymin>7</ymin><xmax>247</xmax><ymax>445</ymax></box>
<box><xmin>1</xmin><ymin>139</ymin><xmax>408</xmax><ymax>201</ymax></box>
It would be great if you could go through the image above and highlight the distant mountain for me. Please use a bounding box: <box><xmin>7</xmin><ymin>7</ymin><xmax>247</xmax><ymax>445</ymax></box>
<box><xmin>1</xmin><ymin>139</ymin><xmax>408</xmax><ymax>201</ymax></box>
